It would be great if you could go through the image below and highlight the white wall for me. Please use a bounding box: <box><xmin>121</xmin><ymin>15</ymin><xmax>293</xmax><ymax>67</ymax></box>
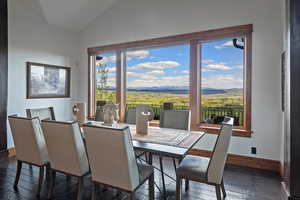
<box><xmin>7</xmin><ymin>0</ymin><xmax>80</xmax><ymax>148</ymax></box>
<box><xmin>79</xmin><ymin>0</ymin><xmax>284</xmax><ymax>160</ymax></box>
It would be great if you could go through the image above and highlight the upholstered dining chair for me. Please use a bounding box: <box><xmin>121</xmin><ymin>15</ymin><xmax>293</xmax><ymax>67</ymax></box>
<box><xmin>26</xmin><ymin>107</ymin><xmax>56</xmax><ymax>121</ymax></box>
<box><xmin>41</xmin><ymin>120</ymin><xmax>89</xmax><ymax>200</ymax></box>
<box><xmin>125</xmin><ymin>105</ymin><xmax>154</xmax><ymax>124</ymax></box>
<box><xmin>175</xmin><ymin>117</ymin><xmax>234</xmax><ymax>200</ymax></box>
<box><xmin>159</xmin><ymin>109</ymin><xmax>191</xmax><ymax>195</ymax></box>
<box><xmin>160</xmin><ymin>110</ymin><xmax>191</xmax><ymax>130</ymax></box>
<box><xmin>8</xmin><ymin>115</ymin><xmax>49</xmax><ymax>197</ymax></box>
<box><xmin>83</xmin><ymin>124</ymin><xmax>155</xmax><ymax>200</ymax></box>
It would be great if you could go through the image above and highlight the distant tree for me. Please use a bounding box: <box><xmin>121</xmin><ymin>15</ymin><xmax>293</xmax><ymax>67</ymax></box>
<box><xmin>97</xmin><ymin>62</ymin><xmax>112</xmax><ymax>101</ymax></box>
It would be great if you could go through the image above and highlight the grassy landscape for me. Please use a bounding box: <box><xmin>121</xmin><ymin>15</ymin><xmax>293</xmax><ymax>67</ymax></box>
<box><xmin>96</xmin><ymin>89</ymin><xmax>243</xmax><ymax>107</ymax></box>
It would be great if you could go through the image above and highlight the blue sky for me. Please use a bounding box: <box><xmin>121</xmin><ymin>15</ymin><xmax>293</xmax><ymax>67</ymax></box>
<box><xmin>96</xmin><ymin>38</ymin><xmax>244</xmax><ymax>89</ymax></box>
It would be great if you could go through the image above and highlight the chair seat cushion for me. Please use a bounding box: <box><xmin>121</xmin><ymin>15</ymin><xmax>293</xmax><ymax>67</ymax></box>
<box><xmin>176</xmin><ymin>155</ymin><xmax>210</xmax><ymax>182</ymax></box>
<box><xmin>138</xmin><ymin>163</ymin><xmax>154</xmax><ymax>183</ymax></box>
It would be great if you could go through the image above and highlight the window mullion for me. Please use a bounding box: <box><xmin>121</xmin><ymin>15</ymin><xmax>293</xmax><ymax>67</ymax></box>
<box><xmin>190</xmin><ymin>40</ymin><xmax>201</xmax><ymax>127</ymax></box>
<box><xmin>116</xmin><ymin>50</ymin><xmax>126</xmax><ymax>122</ymax></box>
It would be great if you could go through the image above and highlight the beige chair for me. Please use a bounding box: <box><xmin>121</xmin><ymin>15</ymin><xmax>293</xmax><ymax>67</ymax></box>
<box><xmin>175</xmin><ymin>117</ymin><xmax>234</xmax><ymax>200</ymax></box>
<box><xmin>160</xmin><ymin>110</ymin><xmax>191</xmax><ymax>130</ymax></box>
<box><xmin>26</xmin><ymin>107</ymin><xmax>56</xmax><ymax>121</ymax></box>
<box><xmin>8</xmin><ymin>115</ymin><xmax>49</xmax><ymax>197</ymax></box>
<box><xmin>41</xmin><ymin>120</ymin><xmax>89</xmax><ymax>200</ymax></box>
<box><xmin>159</xmin><ymin>109</ymin><xmax>191</xmax><ymax>194</ymax></box>
<box><xmin>83</xmin><ymin>124</ymin><xmax>154</xmax><ymax>200</ymax></box>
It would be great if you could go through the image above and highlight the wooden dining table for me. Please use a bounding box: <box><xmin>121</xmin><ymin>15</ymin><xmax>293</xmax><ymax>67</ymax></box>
<box><xmin>84</xmin><ymin>121</ymin><xmax>206</xmax><ymax>198</ymax></box>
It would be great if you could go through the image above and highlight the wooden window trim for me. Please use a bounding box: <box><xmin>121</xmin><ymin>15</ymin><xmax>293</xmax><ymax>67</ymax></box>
<box><xmin>87</xmin><ymin>24</ymin><xmax>253</xmax><ymax>137</ymax></box>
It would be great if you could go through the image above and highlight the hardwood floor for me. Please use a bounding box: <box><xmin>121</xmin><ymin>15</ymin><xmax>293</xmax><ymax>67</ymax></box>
<box><xmin>0</xmin><ymin>156</ymin><xmax>281</xmax><ymax>200</ymax></box>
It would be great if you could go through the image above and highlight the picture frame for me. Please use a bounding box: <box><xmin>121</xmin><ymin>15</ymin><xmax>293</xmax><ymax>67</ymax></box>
<box><xmin>26</xmin><ymin>62</ymin><xmax>71</xmax><ymax>99</ymax></box>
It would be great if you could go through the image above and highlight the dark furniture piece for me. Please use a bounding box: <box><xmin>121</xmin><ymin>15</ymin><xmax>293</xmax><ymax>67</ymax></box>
<box><xmin>281</xmin><ymin>1</ymin><xmax>300</xmax><ymax>199</ymax></box>
<box><xmin>0</xmin><ymin>0</ymin><xmax>8</xmax><ymax>152</ymax></box>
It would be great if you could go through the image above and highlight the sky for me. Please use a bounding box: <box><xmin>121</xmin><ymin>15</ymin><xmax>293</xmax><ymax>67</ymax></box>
<box><xmin>96</xmin><ymin>38</ymin><xmax>244</xmax><ymax>89</ymax></box>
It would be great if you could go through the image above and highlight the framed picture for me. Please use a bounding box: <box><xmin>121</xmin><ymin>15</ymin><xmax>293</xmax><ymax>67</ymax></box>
<box><xmin>26</xmin><ymin>62</ymin><xmax>71</xmax><ymax>99</ymax></box>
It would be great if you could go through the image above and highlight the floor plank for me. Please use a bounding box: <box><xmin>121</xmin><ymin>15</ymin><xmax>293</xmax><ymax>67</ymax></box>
<box><xmin>0</xmin><ymin>156</ymin><xmax>281</xmax><ymax>200</ymax></box>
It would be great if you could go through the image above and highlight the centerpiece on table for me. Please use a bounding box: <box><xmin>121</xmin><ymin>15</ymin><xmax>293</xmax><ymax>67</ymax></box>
<box><xmin>136</xmin><ymin>104</ymin><xmax>153</xmax><ymax>135</ymax></box>
<box><xmin>103</xmin><ymin>102</ymin><xmax>119</xmax><ymax>126</ymax></box>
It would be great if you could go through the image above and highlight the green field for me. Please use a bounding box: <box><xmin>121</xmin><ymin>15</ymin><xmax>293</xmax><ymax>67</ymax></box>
<box><xmin>96</xmin><ymin>89</ymin><xmax>243</xmax><ymax>107</ymax></box>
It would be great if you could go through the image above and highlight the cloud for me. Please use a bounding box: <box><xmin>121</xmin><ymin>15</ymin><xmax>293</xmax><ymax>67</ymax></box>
<box><xmin>206</xmin><ymin>63</ymin><xmax>233</xmax><ymax>71</ymax></box>
<box><xmin>127</xmin><ymin>75</ymin><xmax>189</xmax><ymax>88</ymax></box>
<box><xmin>202</xmin><ymin>74</ymin><xmax>243</xmax><ymax>89</ymax></box>
<box><xmin>146</xmin><ymin>70</ymin><xmax>165</xmax><ymax>75</ymax></box>
<box><xmin>128</xmin><ymin>61</ymin><xmax>180</xmax><ymax>70</ymax></box>
<box><xmin>214</xmin><ymin>41</ymin><xmax>233</xmax><ymax>49</ymax></box>
<box><xmin>127</xmin><ymin>71</ymin><xmax>157</xmax><ymax>80</ymax></box>
<box><xmin>202</xmin><ymin>59</ymin><xmax>214</xmax><ymax>64</ymax></box>
<box><xmin>181</xmin><ymin>70</ymin><xmax>189</xmax><ymax>74</ymax></box>
<box><xmin>127</xmin><ymin>50</ymin><xmax>149</xmax><ymax>60</ymax></box>
<box><xmin>96</xmin><ymin>55</ymin><xmax>116</xmax><ymax>65</ymax></box>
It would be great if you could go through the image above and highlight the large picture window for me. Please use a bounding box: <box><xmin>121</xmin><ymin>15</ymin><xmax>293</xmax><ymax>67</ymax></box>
<box><xmin>88</xmin><ymin>24</ymin><xmax>252</xmax><ymax>137</ymax></box>
<box><xmin>125</xmin><ymin>45</ymin><xmax>189</xmax><ymax>121</ymax></box>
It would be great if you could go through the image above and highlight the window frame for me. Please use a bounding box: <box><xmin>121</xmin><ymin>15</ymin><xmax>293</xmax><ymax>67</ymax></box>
<box><xmin>88</xmin><ymin>24</ymin><xmax>253</xmax><ymax>137</ymax></box>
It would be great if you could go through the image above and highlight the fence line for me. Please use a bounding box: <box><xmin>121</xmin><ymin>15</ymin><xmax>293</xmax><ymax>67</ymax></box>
<box><xmin>126</xmin><ymin>104</ymin><xmax>244</xmax><ymax>126</ymax></box>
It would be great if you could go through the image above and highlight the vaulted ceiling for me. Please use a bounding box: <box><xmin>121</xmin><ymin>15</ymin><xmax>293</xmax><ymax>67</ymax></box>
<box><xmin>38</xmin><ymin>0</ymin><xmax>118</xmax><ymax>32</ymax></box>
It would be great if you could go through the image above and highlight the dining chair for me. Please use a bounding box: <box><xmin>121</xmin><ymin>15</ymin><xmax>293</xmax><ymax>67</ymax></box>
<box><xmin>175</xmin><ymin>117</ymin><xmax>234</xmax><ymax>200</ymax></box>
<box><xmin>95</xmin><ymin>101</ymin><xmax>106</xmax><ymax>121</ymax></box>
<box><xmin>41</xmin><ymin>120</ymin><xmax>90</xmax><ymax>200</ymax></box>
<box><xmin>8</xmin><ymin>115</ymin><xmax>50</xmax><ymax>197</ymax></box>
<box><xmin>83</xmin><ymin>124</ymin><xmax>155</xmax><ymax>200</ymax></box>
<box><xmin>160</xmin><ymin>110</ymin><xmax>191</xmax><ymax>130</ymax></box>
<box><xmin>159</xmin><ymin>109</ymin><xmax>191</xmax><ymax>194</ymax></box>
<box><xmin>26</xmin><ymin>107</ymin><xmax>56</xmax><ymax>121</ymax></box>
<box><xmin>125</xmin><ymin>107</ymin><xmax>137</xmax><ymax>124</ymax></box>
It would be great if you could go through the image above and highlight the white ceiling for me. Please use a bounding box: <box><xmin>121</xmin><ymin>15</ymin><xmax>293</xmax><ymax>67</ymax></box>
<box><xmin>38</xmin><ymin>0</ymin><xmax>118</xmax><ymax>32</ymax></box>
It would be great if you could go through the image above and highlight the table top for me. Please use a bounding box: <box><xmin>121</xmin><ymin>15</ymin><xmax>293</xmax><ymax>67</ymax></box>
<box><xmin>84</xmin><ymin>121</ymin><xmax>205</xmax><ymax>159</ymax></box>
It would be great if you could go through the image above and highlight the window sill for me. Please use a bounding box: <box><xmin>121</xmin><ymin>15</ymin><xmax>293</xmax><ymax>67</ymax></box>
<box><xmin>191</xmin><ymin>124</ymin><xmax>252</xmax><ymax>138</ymax></box>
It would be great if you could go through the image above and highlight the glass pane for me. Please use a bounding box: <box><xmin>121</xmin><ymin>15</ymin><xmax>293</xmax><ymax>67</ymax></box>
<box><xmin>95</xmin><ymin>53</ymin><xmax>116</xmax><ymax>103</ymax></box>
<box><xmin>126</xmin><ymin>44</ymin><xmax>190</xmax><ymax>120</ymax></box>
<box><xmin>200</xmin><ymin>38</ymin><xmax>244</xmax><ymax>126</ymax></box>
<box><xmin>31</xmin><ymin>66</ymin><xmax>67</xmax><ymax>95</ymax></box>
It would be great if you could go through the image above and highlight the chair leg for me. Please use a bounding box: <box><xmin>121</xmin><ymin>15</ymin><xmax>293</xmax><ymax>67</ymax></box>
<box><xmin>215</xmin><ymin>185</ymin><xmax>222</xmax><ymax>200</ymax></box>
<box><xmin>91</xmin><ymin>182</ymin><xmax>97</xmax><ymax>200</ymax></box>
<box><xmin>128</xmin><ymin>192</ymin><xmax>135</xmax><ymax>200</ymax></box>
<box><xmin>176</xmin><ymin>177</ymin><xmax>182</xmax><ymax>200</ymax></box>
<box><xmin>221</xmin><ymin>179</ymin><xmax>227</xmax><ymax>198</ymax></box>
<box><xmin>173</xmin><ymin>158</ymin><xmax>177</xmax><ymax>172</ymax></box>
<box><xmin>48</xmin><ymin>170</ymin><xmax>56</xmax><ymax>200</ymax></box>
<box><xmin>185</xmin><ymin>180</ymin><xmax>189</xmax><ymax>191</ymax></box>
<box><xmin>36</xmin><ymin>166</ymin><xmax>44</xmax><ymax>197</ymax></box>
<box><xmin>149</xmin><ymin>173</ymin><xmax>154</xmax><ymax>200</ymax></box>
<box><xmin>159</xmin><ymin>156</ymin><xmax>166</xmax><ymax>198</ymax></box>
<box><xmin>77</xmin><ymin>177</ymin><xmax>83</xmax><ymax>200</ymax></box>
<box><xmin>13</xmin><ymin>160</ymin><xmax>22</xmax><ymax>189</ymax></box>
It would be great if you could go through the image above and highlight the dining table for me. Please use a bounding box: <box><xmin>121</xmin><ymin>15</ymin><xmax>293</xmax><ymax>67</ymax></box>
<box><xmin>83</xmin><ymin>121</ymin><xmax>206</xmax><ymax>198</ymax></box>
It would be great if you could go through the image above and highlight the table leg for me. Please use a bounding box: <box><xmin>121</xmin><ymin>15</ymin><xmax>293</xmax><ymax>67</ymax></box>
<box><xmin>159</xmin><ymin>156</ymin><xmax>167</xmax><ymax>199</ymax></box>
<box><xmin>148</xmin><ymin>153</ymin><xmax>153</xmax><ymax>165</ymax></box>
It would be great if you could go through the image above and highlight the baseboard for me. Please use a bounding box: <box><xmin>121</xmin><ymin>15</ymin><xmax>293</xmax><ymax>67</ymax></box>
<box><xmin>0</xmin><ymin>148</ymin><xmax>16</xmax><ymax>158</ymax></box>
<box><xmin>188</xmin><ymin>149</ymin><xmax>280</xmax><ymax>173</ymax></box>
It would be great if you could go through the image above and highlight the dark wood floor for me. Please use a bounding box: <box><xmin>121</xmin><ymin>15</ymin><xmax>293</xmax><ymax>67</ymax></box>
<box><xmin>0</xmin><ymin>156</ymin><xmax>281</xmax><ymax>200</ymax></box>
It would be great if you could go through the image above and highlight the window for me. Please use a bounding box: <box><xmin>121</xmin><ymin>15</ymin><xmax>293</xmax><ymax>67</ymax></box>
<box><xmin>95</xmin><ymin>53</ymin><xmax>117</xmax><ymax>103</ymax></box>
<box><xmin>125</xmin><ymin>45</ymin><xmax>189</xmax><ymax>121</ymax></box>
<box><xmin>200</xmin><ymin>38</ymin><xmax>244</xmax><ymax>127</ymax></box>
<box><xmin>88</xmin><ymin>24</ymin><xmax>252</xmax><ymax>136</ymax></box>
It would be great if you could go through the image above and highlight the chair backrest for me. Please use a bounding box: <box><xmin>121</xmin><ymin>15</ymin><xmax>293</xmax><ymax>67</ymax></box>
<box><xmin>125</xmin><ymin>108</ymin><xmax>137</xmax><ymax>124</ymax></box>
<box><xmin>41</xmin><ymin>120</ymin><xmax>89</xmax><ymax>176</ymax></box>
<box><xmin>160</xmin><ymin>110</ymin><xmax>191</xmax><ymax>130</ymax></box>
<box><xmin>26</xmin><ymin>107</ymin><xmax>56</xmax><ymax>121</ymax></box>
<box><xmin>8</xmin><ymin>115</ymin><xmax>49</xmax><ymax>166</ymax></box>
<box><xmin>83</xmin><ymin>125</ymin><xmax>140</xmax><ymax>191</ymax></box>
<box><xmin>207</xmin><ymin>117</ymin><xmax>233</xmax><ymax>184</ymax></box>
